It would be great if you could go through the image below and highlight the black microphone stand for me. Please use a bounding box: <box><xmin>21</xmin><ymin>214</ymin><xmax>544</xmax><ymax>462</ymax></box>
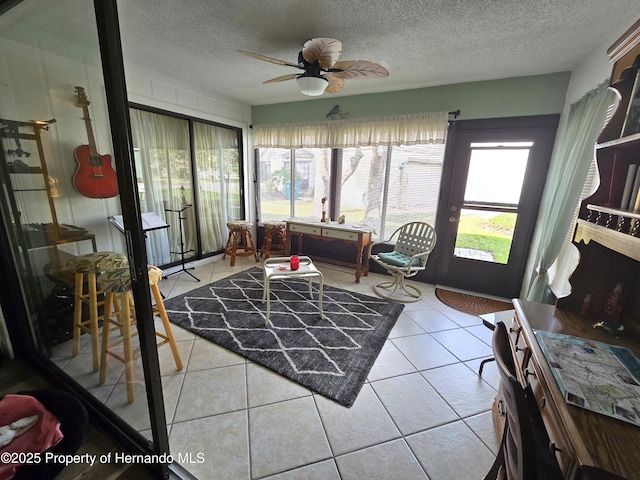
<box><xmin>164</xmin><ymin>205</ymin><xmax>199</xmax><ymax>282</ymax></box>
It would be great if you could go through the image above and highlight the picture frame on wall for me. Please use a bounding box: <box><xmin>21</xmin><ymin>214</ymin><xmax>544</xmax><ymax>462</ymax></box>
<box><xmin>622</xmin><ymin>70</ymin><xmax>640</xmax><ymax>137</ymax></box>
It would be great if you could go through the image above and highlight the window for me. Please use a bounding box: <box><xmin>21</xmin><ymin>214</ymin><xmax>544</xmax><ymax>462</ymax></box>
<box><xmin>453</xmin><ymin>142</ymin><xmax>532</xmax><ymax>264</ymax></box>
<box><xmin>254</xmin><ymin>111</ymin><xmax>449</xmax><ymax>238</ymax></box>
<box><xmin>130</xmin><ymin>107</ymin><xmax>243</xmax><ymax>265</ymax></box>
<box><xmin>258</xmin><ymin>143</ymin><xmax>445</xmax><ymax>239</ymax></box>
<box><xmin>258</xmin><ymin>148</ymin><xmax>331</xmax><ymax>222</ymax></box>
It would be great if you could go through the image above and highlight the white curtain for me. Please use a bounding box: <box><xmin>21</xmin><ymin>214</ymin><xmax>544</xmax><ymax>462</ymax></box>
<box><xmin>129</xmin><ymin>109</ymin><xmax>191</xmax><ymax>266</ymax></box>
<box><xmin>527</xmin><ymin>82</ymin><xmax>617</xmax><ymax>303</ymax></box>
<box><xmin>193</xmin><ymin>122</ymin><xmax>240</xmax><ymax>254</ymax></box>
<box><xmin>254</xmin><ymin>112</ymin><xmax>449</xmax><ymax>148</ymax></box>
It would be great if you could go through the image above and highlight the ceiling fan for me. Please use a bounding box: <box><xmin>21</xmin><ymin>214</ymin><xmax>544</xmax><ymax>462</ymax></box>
<box><xmin>239</xmin><ymin>38</ymin><xmax>389</xmax><ymax>96</ymax></box>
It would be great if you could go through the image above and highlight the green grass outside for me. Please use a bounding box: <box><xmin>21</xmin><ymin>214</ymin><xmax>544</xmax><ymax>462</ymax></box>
<box><xmin>261</xmin><ymin>199</ymin><xmax>516</xmax><ymax>263</ymax></box>
<box><xmin>456</xmin><ymin>214</ymin><xmax>516</xmax><ymax>264</ymax></box>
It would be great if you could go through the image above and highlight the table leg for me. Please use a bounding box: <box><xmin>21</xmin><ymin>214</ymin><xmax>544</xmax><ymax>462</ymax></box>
<box><xmin>355</xmin><ymin>247</ymin><xmax>363</xmax><ymax>283</ymax></box>
<box><xmin>263</xmin><ymin>275</ymin><xmax>271</xmax><ymax>326</ymax></box>
<box><xmin>318</xmin><ymin>272</ymin><xmax>323</xmax><ymax>318</ymax></box>
<box><xmin>363</xmin><ymin>245</ymin><xmax>370</xmax><ymax>277</ymax></box>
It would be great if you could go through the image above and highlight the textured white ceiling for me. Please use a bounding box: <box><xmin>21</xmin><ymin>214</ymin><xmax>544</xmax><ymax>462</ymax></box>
<box><xmin>116</xmin><ymin>0</ymin><xmax>640</xmax><ymax>106</ymax></box>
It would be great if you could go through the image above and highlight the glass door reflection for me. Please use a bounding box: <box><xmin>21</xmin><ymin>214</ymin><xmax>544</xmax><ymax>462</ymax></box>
<box><xmin>0</xmin><ymin>0</ymin><xmax>171</xmax><ymax>450</ymax></box>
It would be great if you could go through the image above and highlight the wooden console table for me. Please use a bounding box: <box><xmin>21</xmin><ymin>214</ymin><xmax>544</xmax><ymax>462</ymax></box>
<box><xmin>496</xmin><ymin>299</ymin><xmax>640</xmax><ymax>480</ymax></box>
<box><xmin>286</xmin><ymin>219</ymin><xmax>372</xmax><ymax>283</ymax></box>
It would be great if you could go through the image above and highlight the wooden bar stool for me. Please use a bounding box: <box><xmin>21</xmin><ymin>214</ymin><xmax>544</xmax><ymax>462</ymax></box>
<box><xmin>66</xmin><ymin>252</ymin><xmax>128</xmax><ymax>372</ymax></box>
<box><xmin>260</xmin><ymin>221</ymin><xmax>288</xmax><ymax>259</ymax></box>
<box><xmin>223</xmin><ymin>220</ymin><xmax>259</xmax><ymax>266</ymax></box>
<box><xmin>98</xmin><ymin>265</ymin><xmax>183</xmax><ymax>403</ymax></box>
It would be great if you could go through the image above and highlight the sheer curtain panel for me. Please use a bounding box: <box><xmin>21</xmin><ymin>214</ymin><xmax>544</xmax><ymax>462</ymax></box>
<box><xmin>193</xmin><ymin>122</ymin><xmax>242</xmax><ymax>254</ymax></box>
<box><xmin>130</xmin><ymin>109</ymin><xmax>192</xmax><ymax>266</ymax></box>
<box><xmin>527</xmin><ymin>82</ymin><xmax>617</xmax><ymax>303</ymax></box>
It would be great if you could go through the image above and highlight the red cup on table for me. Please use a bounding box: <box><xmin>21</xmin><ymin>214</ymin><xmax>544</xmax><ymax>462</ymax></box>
<box><xmin>290</xmin><ymin>255</ymin><xmax>300</xmax><ymax>270</ymax></box>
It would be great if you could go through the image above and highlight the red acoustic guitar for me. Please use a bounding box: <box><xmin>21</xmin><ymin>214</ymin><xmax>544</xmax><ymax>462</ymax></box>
<box><xmin>72</xmin><ymin>86</ymin><xmax>118</xmax><ymax>198</ymax></box>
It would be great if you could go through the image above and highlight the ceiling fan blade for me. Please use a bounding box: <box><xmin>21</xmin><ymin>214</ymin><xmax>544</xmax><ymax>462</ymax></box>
<box><xmin>302</xmin><ymin>38</ymin><xmax>342</xmax><ymax>69</ymax></box>
<box><xmin>322</xmin><ymin>74</ymin><xmax>345</xmax><ymax>94</ymax></box>
<box><xmin>330</xmin><ymin>60</ymin><xmax>389</xmax><ymax>79</ymax></box>
<box><xmin>263</xmin><ymin>73</ymin><xmax>299</xmax><ymax>84</ymax></box>
<box><xmin>238</xmin><ymin>50</ymin><xmax>300</xmax><ymax>68</ymax></box>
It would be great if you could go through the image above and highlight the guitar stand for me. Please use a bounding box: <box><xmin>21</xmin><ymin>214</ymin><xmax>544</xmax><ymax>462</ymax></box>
<box><xmin>164</xmin><ymin>205</ymin><xmax>199</xmax><ymax>282</ymax></box>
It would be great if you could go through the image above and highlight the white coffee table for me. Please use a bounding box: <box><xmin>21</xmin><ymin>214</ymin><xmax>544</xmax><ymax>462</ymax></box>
<box><xmin>262</xmin><ymin>256</ymin><xmax>324</xmax><ymax>325</ymax></box>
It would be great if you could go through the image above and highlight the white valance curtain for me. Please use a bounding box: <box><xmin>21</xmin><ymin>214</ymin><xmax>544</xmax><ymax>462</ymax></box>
<box><xmin>253</xmin><ymin>111</ymin><xmax>449</xmax><ymax>149</ymax></box>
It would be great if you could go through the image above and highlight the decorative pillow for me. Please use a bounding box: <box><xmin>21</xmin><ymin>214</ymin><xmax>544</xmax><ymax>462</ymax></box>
<box><xmin>377</xmin><ymin>251</ymin><xmax>420</xmax><ymax>267</ymax></box>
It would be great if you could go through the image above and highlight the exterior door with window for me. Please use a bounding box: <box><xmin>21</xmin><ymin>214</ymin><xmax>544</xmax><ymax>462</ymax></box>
<box><xmin>436</xmin><ymin>116</ymin><xmax>559</xmax><ymax>298</ymax></box>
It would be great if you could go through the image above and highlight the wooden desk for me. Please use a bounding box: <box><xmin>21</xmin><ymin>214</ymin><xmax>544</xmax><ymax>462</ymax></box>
<box><xmin>500</xmin><ymin>299</ymin><xmax>640</xmax><ymax>480</ymax></box>
<box><xmin>286</xmin><ymin>219</ymin><xmax>372</xmax><ymax>283</ymax></box>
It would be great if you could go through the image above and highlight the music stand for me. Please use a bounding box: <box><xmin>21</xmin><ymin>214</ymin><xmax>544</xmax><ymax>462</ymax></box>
<box><xmin>108</xmin><ymin>212</ymin><xmax>169</xmax><ymax>234</ymax></box>
<box><xmin>163</xmin><ymin>205</ymin><xmax>199</xmax><ymax>282</ymax></box>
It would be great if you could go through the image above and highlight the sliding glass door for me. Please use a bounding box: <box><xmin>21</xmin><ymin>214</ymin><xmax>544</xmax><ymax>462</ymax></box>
<box><xmin>0</xmin><ymin>0</ymin><xmax>171</xmax><ymax>475</ymax></box>
<box><xmin>131</xmin><ymin>107</ymin><xmax>244</xmax><ymax>264</ymax></box>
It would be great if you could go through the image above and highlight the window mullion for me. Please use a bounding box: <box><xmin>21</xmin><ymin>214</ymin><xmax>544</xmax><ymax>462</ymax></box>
<box><xmin>330</xmin><ymin>148</ymin><xmax>341</xmax><ymax>220</ymax></box>
<box><xmin>380</xmin><ymin>145</ymin><xmax>393</xmax><ymax>239</ymax></box>
<box><xmin>290</xmin><ymin>149</ymin><xmax>296</xmax><ymax>218</ymax></box>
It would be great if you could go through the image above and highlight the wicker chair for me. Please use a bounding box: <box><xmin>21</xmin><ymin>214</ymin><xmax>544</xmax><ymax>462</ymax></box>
<box><xmin>368</xmin><ymin>222</ymin><xmax>436</xmax><ymax>302</ymax></box>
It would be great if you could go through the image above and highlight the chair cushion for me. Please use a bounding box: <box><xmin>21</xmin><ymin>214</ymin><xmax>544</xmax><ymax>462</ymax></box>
<box><xmin>66</xmin><ymin>252</ymin><xmax>128</xmax><ymax>273</ymax></box>
<box><xmin>263</xmin><ymin>221</ymin><xmax>286</xmax><ymax>230</ymax></box>
<box><xmin>97</xmin><ymin>265</ymin><xmax>163</xmax><ymax>292</ymax></box>
<box><xmin>227</xmin><ymin>221</ymin><xmax>253</xmax><ymax>231</ymax></box>
<box><xmin>377</xmin><ymin>251</ymin><xmax>419</xmax><ymax>267</ymax></box>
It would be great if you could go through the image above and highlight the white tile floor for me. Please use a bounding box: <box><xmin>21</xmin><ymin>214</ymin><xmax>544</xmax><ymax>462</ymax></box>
<box><xmin>55</xmin><ymin>254</ymin><xmax>503</xmax><ymax>479</ymax></box>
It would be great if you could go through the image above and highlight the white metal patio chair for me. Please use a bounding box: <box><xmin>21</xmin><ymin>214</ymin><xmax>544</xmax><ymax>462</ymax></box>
<box><xmin>368</xmin><ymin>222</ymin><xmax>437</xmax><ymax>302</ymax></box>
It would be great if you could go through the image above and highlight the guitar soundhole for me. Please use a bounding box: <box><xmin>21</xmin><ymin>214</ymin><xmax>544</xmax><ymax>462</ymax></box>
<box><xmin>89</xmin><ymin>156</ymin><xmax>103</xmax><ymax>167</ymax></box>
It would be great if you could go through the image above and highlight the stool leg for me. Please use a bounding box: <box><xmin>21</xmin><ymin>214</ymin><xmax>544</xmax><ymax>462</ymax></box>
<box><xmin>151</xmin><ymin>284</ymin><xmax>183</xmax><ymax>371</ymax></box>
<box><xmin>246</xmin><ymin>230</ymin><xmax>259</xmax><ymax>262</ymax></box>
<box><xmin>72</xmin><ymin>272</ymin><xmax>84</xmax><ymax>357</ymax></box>
<box><xmin>223</xmin><ymin>231</ymin><xmax>233</xmax><ymax>260</ymax></box>
<box><xmin>120</xmin><ymin>292</ymin><xmax>135</xmax><ymax>403</ymax></box>
<box><xmin>99</xmin><ymin>292</ymin><xmax>114</xmax><ymax>385</ymax></box>
<box><xmin>230</xmin><ymin>231</ymin><xmax>239</xmax><ymax>267</ymax></box>
<box><xmin>262</xmin><ymin>231</ymin><xmax>273</xmax><ymax>259</ymax></box>
<box><xmin>88</xmin><ymin>272</ymin><xmax>100</xmax><ymax>372</ymax></box>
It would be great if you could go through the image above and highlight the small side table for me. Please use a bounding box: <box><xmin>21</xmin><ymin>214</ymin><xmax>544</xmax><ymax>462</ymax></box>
<box><xmin>262</xmin><ymin>256</ymin><xmax>323</xmax><ymax>326</ymax></box>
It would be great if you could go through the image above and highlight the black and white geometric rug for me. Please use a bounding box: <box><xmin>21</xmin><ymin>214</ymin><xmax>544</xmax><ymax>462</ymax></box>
<box><xmin>163</xmin><ymin>267</ymin><xmax>404</xmax><ymax>407</ymax></box>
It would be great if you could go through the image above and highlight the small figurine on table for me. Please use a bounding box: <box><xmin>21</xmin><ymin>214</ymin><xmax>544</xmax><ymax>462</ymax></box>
<box><xmin>321</xmin><ymin>197</ymin><xmax>327</xmax><ymax>222</ymax></box>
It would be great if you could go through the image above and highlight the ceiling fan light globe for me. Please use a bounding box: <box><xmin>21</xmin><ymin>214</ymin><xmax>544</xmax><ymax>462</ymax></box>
<box><xmin>296</xmin><ymin>76</ymin><xmax>328</xmax><ymax>96</ymax></box>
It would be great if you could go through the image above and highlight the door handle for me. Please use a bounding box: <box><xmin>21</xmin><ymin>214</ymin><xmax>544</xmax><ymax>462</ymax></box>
<box><xmin>449</xmin><ymin>217</ymin><xmax>457</xmax><ymax>223</ymax></box>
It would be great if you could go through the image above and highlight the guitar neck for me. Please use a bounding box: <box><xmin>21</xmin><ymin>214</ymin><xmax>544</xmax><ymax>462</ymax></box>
<box><xmin>81</xmin><ymin>105</ymin><xmax>100</xmax><ymax>158</ymax></box>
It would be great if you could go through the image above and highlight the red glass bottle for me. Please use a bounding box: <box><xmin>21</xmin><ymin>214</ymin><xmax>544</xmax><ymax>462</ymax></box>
<box><xmin>290</xmin><ymin>255</ymin><xmax>300</xmax><ymax>271</ymax></box>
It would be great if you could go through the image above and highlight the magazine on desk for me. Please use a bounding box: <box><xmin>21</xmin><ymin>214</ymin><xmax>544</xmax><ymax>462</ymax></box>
<box><xmin>534</xmin><ymin>330</ymin><xmax>640</xmax><ymax>427</ymax></box>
